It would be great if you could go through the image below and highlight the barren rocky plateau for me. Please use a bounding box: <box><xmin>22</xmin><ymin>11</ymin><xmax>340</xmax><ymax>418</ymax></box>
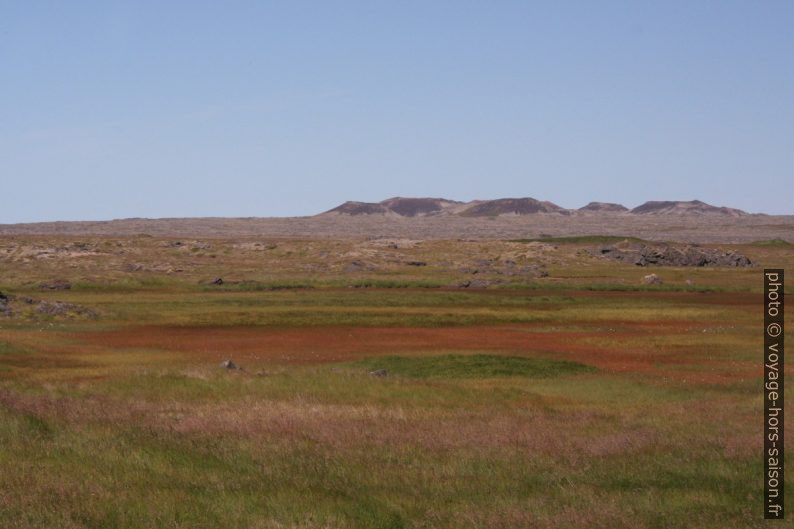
<box><xmin>1</xmin><ymin>213</ymin><xmax>791</xmax><ymax>243</ymax></box>
<box><xmin>1</xmin><ymin>198</ymin><xmax>792</xmax><ymax>243</ymax></box>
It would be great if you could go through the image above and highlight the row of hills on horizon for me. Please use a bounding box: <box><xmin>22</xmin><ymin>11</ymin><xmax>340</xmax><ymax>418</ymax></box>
<box><xmin>321</xmin><ymin>197</ymin><xmax>751</xmax><ymax>218</ymax></box>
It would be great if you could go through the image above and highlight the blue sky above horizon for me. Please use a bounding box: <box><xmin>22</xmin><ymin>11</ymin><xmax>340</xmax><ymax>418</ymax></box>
<box><xmin>1</xmin><ymin>1</ymin><xmax>793</xmax><ymax>222</ymax></box>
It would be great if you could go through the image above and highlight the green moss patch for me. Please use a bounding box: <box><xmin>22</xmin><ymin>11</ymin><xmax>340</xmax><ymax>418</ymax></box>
<box><xmin>349</xmin><ymin>354</ymin><xmax>594</xmax><ymax>379</ymax></box>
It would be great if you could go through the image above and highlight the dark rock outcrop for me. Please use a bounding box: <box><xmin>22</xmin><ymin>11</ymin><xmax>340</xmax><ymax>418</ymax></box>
<box><xmin>595</xmin><ymin>242</ymin><xmax>753</xmax><ymax>267</ymax></box>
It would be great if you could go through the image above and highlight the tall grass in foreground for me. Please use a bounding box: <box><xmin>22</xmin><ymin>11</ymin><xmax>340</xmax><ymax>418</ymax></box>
<box><xmin>0</xmin><ymin>259</ymin><xmax>789</xmax><ymax>528</ymax></box>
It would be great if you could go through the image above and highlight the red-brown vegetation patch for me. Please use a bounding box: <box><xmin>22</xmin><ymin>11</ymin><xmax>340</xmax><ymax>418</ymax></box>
<box><xmin>74</xmin><ymin>323</ymin><xmax>717</xmax><ymax>376</ymax></box>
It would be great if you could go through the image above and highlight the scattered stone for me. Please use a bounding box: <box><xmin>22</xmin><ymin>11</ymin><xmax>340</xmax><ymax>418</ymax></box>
<box><xmin>220</xmin><ymin>359</ymin><xmax>240</xmax><ymax>370</ymax></box>
<box><xmin>455</xmin><ymin>279</ymin><xmax>498</xmax><ymax>289</ymax></box>
<box><xmin>167</xmin><ymin>241</ymin><xmax>183</xmax><ymax>247</ymax></box>
<box><xmin>35</xmin><ymin>300</ymin><xmax>98</xmax><ymax>318</ymax></box>
<box><xmin>211</xmin><ymin>277</ymin><xmax>224</xmax><ymax>285</ymax></box>
<box><xmin>642</xmin><ymin>274</ymin><xmax>662</xmax><ymax>285</ymax></box>
<box><xmin>122</xmin><ymin>263</ymin><xmax>145</xmax><ymax>272</ymax></box>
<box><xmin>363</xmin><ymin>238</ymin><xmax>422</xmax><ymax>249</ymax></box>
<box><xmin>459</xmin><ymin>258</ymin><xmax>547</xmax><ymax>278</ymax></box>
<box><xmin>344</xmin><ymin>261</ymin><xmax>375</xmax><ymax>273</ymax></box>
<box><xmin>39</xmin><ymin>279</ymin><xmax>72</xmax><ymax>290</ymax></box>
<box><xmin>0</xmin><ymin>291</ymin><xmax>10</xmax><ymax>317</ymax></box>
<box><xmin>369</xmin><ymin>369</ymin><xmax>388</xmax><ymax>377</ymax></box>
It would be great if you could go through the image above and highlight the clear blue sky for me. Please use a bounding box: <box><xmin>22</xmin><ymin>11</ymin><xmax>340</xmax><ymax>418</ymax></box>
<box><xmin>2</xmin><ymin>1</ymin><xmax>792</xmax><ymax>222</ymax></box>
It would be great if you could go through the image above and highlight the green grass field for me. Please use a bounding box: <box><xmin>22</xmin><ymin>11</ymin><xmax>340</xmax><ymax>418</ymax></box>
<box><xmin>0</xmin><ymin>236</ymin><xmax>791</xmax><ymax>528</ymax></box>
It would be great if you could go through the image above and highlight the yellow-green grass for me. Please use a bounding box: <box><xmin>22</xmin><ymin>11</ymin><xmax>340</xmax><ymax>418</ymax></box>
<box><xmin>0</xmin><ymin>235</ymin><xmax>792</xmax><ymax>528</ymax></box>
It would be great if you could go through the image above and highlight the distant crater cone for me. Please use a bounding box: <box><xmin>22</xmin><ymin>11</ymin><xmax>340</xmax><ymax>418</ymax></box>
<box><xmin>322</xmin><ymin>197</ymin><xmax>461</xmax><ymax>217</ymax></box>
<box><xmin>578</xmin><ymin>202</ymin><xmax>628</xmax><ymax>212</ymax></box>
<box><xmin>323</xmin><ymin>201</ymin><xmax>394</xmax><ymax>216</ymax></box>
<box><xmin>319</xmin><ymin>196</ymin><xmax>750</xmax><ymax>218</ymax></box>
<box><xmin>378</xmin><ymin>197</ymin><xmax>462</xmax><ymax>217</ymax></box>
<box><xmin>630</xmin><ymin>200</ymin><xmax>746</xmax><ymax>216</ymax></box>
<box><xmin>459</xmin><ymin>197</ymin><xmax>568</xmax><ymax>217</ymax></box>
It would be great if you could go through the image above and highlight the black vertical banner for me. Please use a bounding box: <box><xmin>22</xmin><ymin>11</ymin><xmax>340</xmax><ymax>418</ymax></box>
<box><xmin>765</xmin><ymin>269</ymin><xmax>784</xmax><ymax>519</ymax></box>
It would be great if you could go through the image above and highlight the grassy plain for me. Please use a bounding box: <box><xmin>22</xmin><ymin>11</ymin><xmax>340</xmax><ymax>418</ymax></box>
<box><xmin>0</xmin><ymin>235</ymin><xmax>792</xmax><ymax>528</ymax></box>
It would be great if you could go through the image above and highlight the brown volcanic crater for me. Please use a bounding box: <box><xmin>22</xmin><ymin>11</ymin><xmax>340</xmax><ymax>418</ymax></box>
<box><xmin>631</xmin><ymin>200</ymin><xmax>746</xmax><ymax>216</ymax></box>
<box><xmin>579</xmin><ymin>202</ymin><xmax>628</xmax><ymax>213</ymax></box>
<box><xmin>379</xmin><ymin>197</ymin><xmax>462</xmax><ymax>217</ymax></box>
<box><xmin>323</xmin><ymin>201</ymin><xmax>394</xmax><ymax>216</ymax></box>
<box><xmin>3</xmin><ymin>196</ymin><xmax>776</xmax><ymax>243</ymax></box>
<box><xmin>323</xmin><ymin>197</ymin><xmax>462</xmax><ymax>217</ymax></box>
<box><xmin>458</xmin><ymin>197</ymin><xmax>568</xmax><ymax>217</ymax></box>
<box><xmin>320</xmin><ymin>196</ymin><xmax>753</xmax><ymax>220</ymax></box>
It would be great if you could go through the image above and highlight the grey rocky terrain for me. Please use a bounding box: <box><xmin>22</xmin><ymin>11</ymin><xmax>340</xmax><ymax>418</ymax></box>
<box><xmin>592</xmin><ymin>241</ymin><xmax>754</xmax><ymax>267</ymax></box>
